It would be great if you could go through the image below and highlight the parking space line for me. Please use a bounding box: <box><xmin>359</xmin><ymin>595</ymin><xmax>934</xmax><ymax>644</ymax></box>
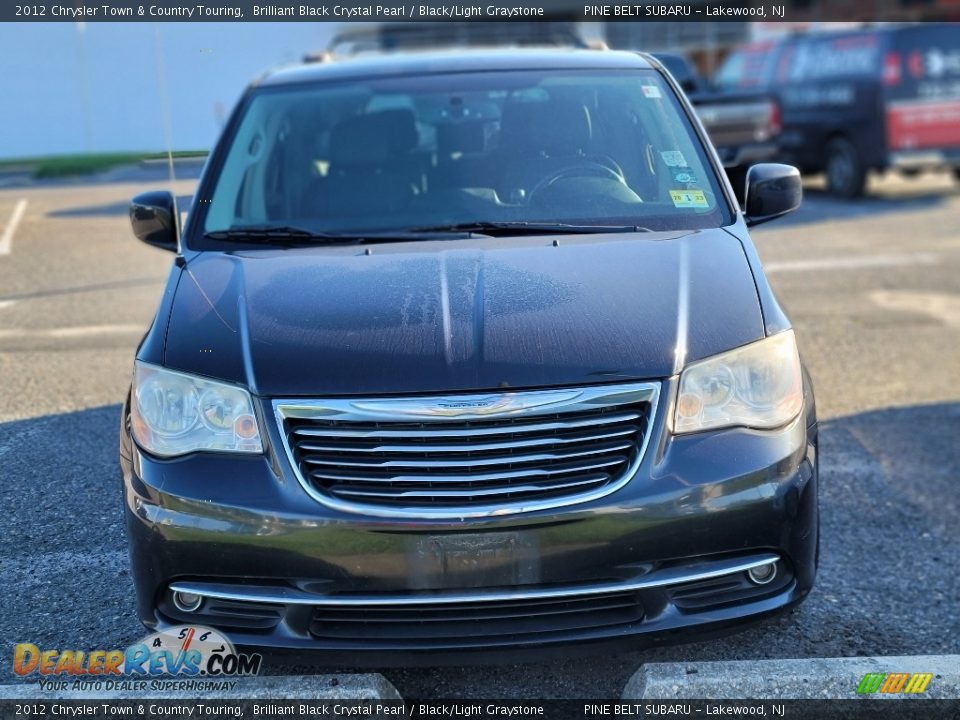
<box><xmin>0</xmin><ymin>199</ymin><xmax>28</xmax><ymax>255</ymax></box>
<box><xmin>765</xmin><ymin>252</ymin><xmax>937</xmax><ymax>273</ymax></box>
<box><xmin>0</xmin><ymin>324</ymin><xmax>144</xmax><ymax>339</ymax></box>
<box><xmin>870</xmin><ymin>290</ymin><xmax>960</xmax><ymax>329</ymax></box>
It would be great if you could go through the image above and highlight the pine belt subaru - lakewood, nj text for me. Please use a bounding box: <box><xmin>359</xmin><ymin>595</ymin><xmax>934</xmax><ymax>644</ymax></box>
<box><xmin>120</xmin><ymin>48</ymin><xmax>818</xmax><ymax>662</ymax></box>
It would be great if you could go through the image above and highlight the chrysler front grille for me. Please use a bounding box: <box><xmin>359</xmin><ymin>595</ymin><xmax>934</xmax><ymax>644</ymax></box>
<box><xmin>274</xmin><ymin>382</ymin><xmax>659</xmax><ymax>518</ymax></box>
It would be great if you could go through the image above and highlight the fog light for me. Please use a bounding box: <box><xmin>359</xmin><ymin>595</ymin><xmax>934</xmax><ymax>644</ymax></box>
<box><xmin>747</xmin><ymin>562</ymin><xmax>778</xmax><ymax>585</ymax></box>
<box><xmin>172</xmin><ymin>590</ymin><xmax>203</xmax><ymax>612</ymax></box>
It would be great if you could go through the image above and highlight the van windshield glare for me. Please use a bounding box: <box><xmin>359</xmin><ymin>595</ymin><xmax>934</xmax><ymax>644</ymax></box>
<box><xmin>198</xmin><ymin>68</ymin><xmax>731</xmax><ymax>244</ymax></box>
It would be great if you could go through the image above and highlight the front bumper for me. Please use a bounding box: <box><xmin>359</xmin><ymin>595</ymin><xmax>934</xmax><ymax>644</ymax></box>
<box><xmin>120</xmin><ymin>379</ymin><xmax>818</xmax><ymax>662</ymax></box>
<box><xmin>889</xmin><ymin>149</ymin><xmax>960</xmax><ymax>171</ymax></box>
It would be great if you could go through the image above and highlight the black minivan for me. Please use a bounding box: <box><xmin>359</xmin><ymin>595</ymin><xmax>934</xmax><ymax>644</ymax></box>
<box><xmin>121</xmin><ymin>48</ymin><xmax>818</xmax><ymax>662</ymax></box>
<box><xmin>715</xmin><ymin>24</ymin><xmax>960</xmax><ymax>197</ymax></box>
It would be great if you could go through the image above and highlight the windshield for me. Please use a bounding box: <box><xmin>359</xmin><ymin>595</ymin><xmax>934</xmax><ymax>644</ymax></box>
<box><xmin>197</xmin><ymin>67</ymin><xmax>731</xmax><ymax>244</ymax></box>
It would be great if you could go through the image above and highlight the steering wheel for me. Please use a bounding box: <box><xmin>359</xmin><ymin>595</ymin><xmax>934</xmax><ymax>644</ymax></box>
<box><xmin>527</xmin><ymin>162</ymin><xmax>626</xmax><ymax>202</ymax></box>
<box><xmin>591</xmin><ymin>154</ymin><xmax>626</xmax><ymax>180</ymax></box>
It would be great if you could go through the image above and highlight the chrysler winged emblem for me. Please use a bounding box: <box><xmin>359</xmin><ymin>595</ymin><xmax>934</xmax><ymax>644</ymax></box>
<box><xmin>348</xmin><ymin>389</ymin><xmax>582</xmax><ymax>419</ymax></box>
<box><xmin>431</xmin><ymin>396</ymin><xmax>513</xmax><ymax>416</ymax></box>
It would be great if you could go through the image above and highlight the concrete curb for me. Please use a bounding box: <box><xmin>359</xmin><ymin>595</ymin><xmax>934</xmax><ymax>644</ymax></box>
<box><xmin>0</xmin><ymin>674</ymin><xmax>402</xmax><ymax>701</ymax></box>
<box><xmin>623</xmin><ymin>655</ymin><xmax>960</xmax><ymax>699</ymax></box>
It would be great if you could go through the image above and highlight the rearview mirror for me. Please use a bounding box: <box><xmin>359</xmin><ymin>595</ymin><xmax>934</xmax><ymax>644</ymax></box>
<box><xmin>744</xmin><ymin>164</ymin><xmax>802</xmax><ymax>226</ymax></box>
<box><xmin>130</xmin><ymin>191</ymin><xmax>179</xmax><ymax>252</ymax></box>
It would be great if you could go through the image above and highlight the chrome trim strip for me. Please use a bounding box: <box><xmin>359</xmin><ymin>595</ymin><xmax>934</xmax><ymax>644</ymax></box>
<box><xmin>170</xmin><ymin>553</ymin><xmax>779</xmax><ymax>607</ymax></box>
<box><xmin>334</xmin><ymin>476</ymin><xmax>607</xmax><ymax>499</ymax></box>
<box><xmin>311</xmin><ymin>464</ymin><xmax>618</xmax><ymax>486</ymax></box>
<box><xmin>310</xmin><ymin>388</ymin><xmax>586</xmax><ymax>420</ymax></box>
<box><xmin>272</xmin><ymin>382</ymin><xmax>660</xmax><ymax>519</ymax></box>
<box><xmin>297</xmin><ymin>427</ymin><xmax>636</xmax><ymax>453</ymax></box>
<box><xmin>290</xmin><ymin>411</ymin><xmax>643</xmax><ymax>439</ymax></box>
<box><xmin>303</xmin><ymin>442</ymin><xmax>633</xmax><ymax>469</ymax></box>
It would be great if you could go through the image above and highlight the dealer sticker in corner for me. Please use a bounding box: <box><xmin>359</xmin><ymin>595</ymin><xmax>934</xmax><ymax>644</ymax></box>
<box><xmin>670</xmin><ymin>189</ymin><xmax>709</xmax><ymax>208</ymax></box>
<box><xmin>660</xmin><ymin>150</ymin><xmax>687</xmax><ymax>167</ymax></box>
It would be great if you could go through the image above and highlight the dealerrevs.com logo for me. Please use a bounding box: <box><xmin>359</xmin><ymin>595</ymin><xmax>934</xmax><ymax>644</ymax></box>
<box><xmin>14</xmin><ymin>625</ymin><xmax>262</xmax><ymax>691</ymax></box>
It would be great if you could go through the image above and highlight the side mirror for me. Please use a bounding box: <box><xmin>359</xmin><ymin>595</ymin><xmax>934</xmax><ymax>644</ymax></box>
<box><xmin>744</xmin><ymin>164</ymin><xmax>802</xmax><ymax>226</ymax></box>
<box><xmin>130</xmin><ymin>191</ymin><xmax>179</xmax><ymax>252</ymax></box>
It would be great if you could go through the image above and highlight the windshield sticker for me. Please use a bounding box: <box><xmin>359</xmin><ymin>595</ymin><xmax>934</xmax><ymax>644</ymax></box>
<box><xmin>674</xmin><ymin>170</ymin><xmax>698</xmax><ymax>184</ymax></box>
<box><xmin>670</xmin><ymin>189</ymin><xmax>709</xmax><ymax>209</ymax></box>
<box><xmin>660</xmin><ymin>150</ymin><xmax>687</xmax><ymax>167</ymax></box>
<box><xmin>641</xmin><ymin>85</ymin><xmax>663</xmax><ymax>99</ymax></box>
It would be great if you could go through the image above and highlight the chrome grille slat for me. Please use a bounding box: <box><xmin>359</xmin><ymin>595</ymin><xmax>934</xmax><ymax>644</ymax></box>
<box><xmin>290</xmin><ymin>411</ymin><xmax>642</xmax><ymax>439</ymax></box>
<box><xmin>294</xmin><ymin>426</ymin><xmax>637</xmax><ymax>453</ymax></box>
<box><xmin>274</xmin><ymin>382</ymin><xmax>659</xmax><ymax>518</ymax></box>
<box><xmin>299</xmin><ymin>441</ymin><xmax>633</xmax><ymax>469</ymax></box>
<box><xmin>332</xmin><ymin>476</ymin><xmax>607</xmax><ymax>499</ymax></box>
<box><xmin>308</xmin><ymin>458</ymin><xmax>627</xmax><ymax>484</ymax></box>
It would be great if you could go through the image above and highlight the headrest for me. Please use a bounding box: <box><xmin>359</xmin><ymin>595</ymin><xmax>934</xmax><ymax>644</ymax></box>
<box><xmin>437</xmin><ymin>120</ymin><xmax>487</xmax><ymax>155</ymax></box>
<box><xmin>499</xmin><ymin>100</ymin><xmax>592</xmax><ymax>157</ymax></box>
<box><xmin>329</xmin><ymin>109</ymin><xmax>418</xmax><ymax>165</ymax></box>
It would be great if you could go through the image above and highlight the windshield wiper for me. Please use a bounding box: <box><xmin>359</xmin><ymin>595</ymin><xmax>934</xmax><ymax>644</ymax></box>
<box><xmin>204</xmin><ymin>222</ymin><xmax>651</xmax><ymax>246</ymax></box>
<box><xmin>406</xmin><ymin>221</ymin><xmax>651</xmax><ymax>237</ymax></box>
<box><xmin>205</xmin><ymin>226</ymin><xmax>350</xmax><ymax>244</ymax></box>
<box><xmin>203</xmin><ymin>225</ymin><xmax>460</xmax><ymax>246</ymax></box>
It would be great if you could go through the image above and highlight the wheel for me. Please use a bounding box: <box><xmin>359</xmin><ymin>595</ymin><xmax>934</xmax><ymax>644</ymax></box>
<box><xmin>952</xmin><ymin>167</ymin><xmax>960</xmax><ymax>183</ymax></box>
<box><xmin>825</xmin><ymin>136</ymin><xmax>866</xmax><ymax>198</ymax></box>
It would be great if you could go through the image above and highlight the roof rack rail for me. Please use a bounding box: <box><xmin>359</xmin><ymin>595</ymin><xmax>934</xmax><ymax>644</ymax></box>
<box><xmin>317</xmin><ymin>21</ymin><xmax>587</xmax><ymax>59</ymax></box>
<box><xmin>302</xmin><ymin>50</ymin><xmax>334</xmax><ymax>64</ymax></box>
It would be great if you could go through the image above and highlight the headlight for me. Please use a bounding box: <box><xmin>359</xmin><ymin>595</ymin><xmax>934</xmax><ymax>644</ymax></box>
<box><xmin>130</xmin><ymin>361</ymin><xmax>263</xmax><ymax>457</ymax></box>
<box><xmin>674</xmin><ymin>330</ymin><xmax>803</xmax><ymax>434</ymax></box>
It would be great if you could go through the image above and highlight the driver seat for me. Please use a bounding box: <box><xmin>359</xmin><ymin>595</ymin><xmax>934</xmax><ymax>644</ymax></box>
<box><xmin>301</xmin><ymin>109</ymin><xmax>420</xmax><ymax>221</ymax></box>
<box><xmin>494</xmin><ymin>99</ymin><xmax>595</xmax><ymax>201</ymax></box>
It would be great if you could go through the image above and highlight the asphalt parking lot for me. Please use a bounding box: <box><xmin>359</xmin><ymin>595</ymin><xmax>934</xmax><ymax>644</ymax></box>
<box><xmin>0</xmin><ymin>167</ymin><xmax>957</xmax><ymax>699</ymax></box>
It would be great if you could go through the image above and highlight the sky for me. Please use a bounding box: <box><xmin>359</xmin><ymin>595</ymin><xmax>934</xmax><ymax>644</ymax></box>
<box><xmin>0</xmin><ymin>23</ymin><xmax>336</xmax><ymax>159</ymax></box>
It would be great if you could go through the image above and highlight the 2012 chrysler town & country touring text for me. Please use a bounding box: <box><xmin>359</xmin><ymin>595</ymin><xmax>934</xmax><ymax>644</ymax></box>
<box><xmin>120</xmin><ymin>49</ymin><xmax>818</xmax><ymax>662</ymax></box>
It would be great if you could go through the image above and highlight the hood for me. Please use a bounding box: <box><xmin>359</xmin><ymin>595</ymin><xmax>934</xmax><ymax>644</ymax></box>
<box><xmin>162</xmin><ymin>229</ymin><xmax>764</xmax><ymax>397</ymax></box>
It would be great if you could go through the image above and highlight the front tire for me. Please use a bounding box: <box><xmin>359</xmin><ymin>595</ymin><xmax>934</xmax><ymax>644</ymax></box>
<box><xmin>825</xmin><ymin>136</ymin><xmax>866</xmax><ymax>198</ymax></box>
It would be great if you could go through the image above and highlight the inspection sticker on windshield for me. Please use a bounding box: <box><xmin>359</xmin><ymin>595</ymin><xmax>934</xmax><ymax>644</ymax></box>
<box><xmin>670</xmin><ymin>189</ymin><xmax>709</xmax><ymax>209</ymax></box>
<box><xmin>660</xmin><ymin>150</ymin><xmax>687</xmax><ymax>167</ymax></box>
<box><xmin>641</xmin><ymin>85</ymin><xmax>662</xmax><ymax>99</ymax></box>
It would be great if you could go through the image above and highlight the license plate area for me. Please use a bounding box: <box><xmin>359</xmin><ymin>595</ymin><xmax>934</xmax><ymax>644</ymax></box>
<box><xmin>408</xmin><ymin>532</ymin><xmax>541</xmax><ymax>590</ymax></box>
